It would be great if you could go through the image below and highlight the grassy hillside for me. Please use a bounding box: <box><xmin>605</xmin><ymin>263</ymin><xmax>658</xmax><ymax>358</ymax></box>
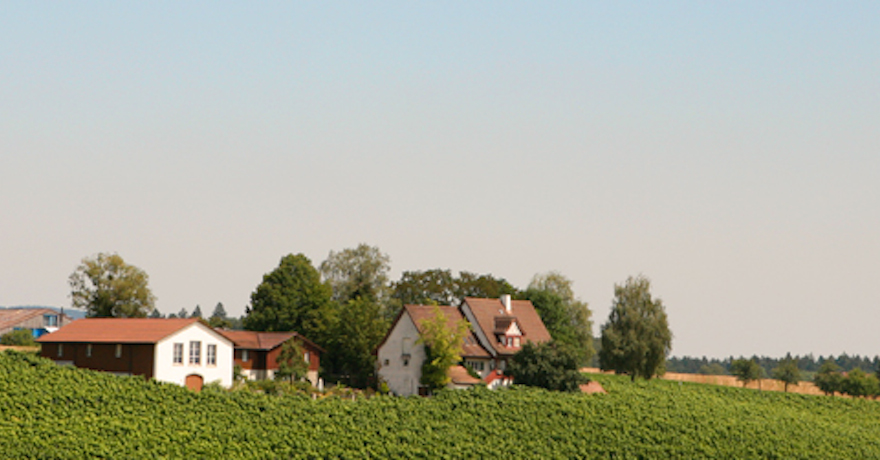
<box><xmin>2</xmin><ymin>351</ymin><xmax>880</xmax><ymax>459</ymax></box>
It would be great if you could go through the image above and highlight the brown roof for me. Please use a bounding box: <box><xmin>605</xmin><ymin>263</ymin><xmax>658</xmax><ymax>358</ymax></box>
<box><xmin>0</xmin><ymin>308</ymin><xmax>71</xmax><ymax>332</ymax></box>
<box><xmin>493</xmin><ymin>317</ymin><xmax>517</xmax><ymax>334</ymax></box>
<box><xmin>374</xmin><ymin>305</ymin><xmax>494</xmax><ymax>358</ymax></box>
<box><xmin>448</xmin><ymin>365</ymin><xmax>482</xmax><ymax>386</ymax></box>
<box><xmin>214</xmin><ymin>330</ymin><xmax>324</xmax><ymax>353</ymax></box>
<box><xmin>36</xmin><ymin>318</ymin><xmax>202</xmax><ymax>344</ymax></box>
<box><xmin>462</xmin><ymin>297</ymin><xmax>552</xmax><ymax>356</ymax></box>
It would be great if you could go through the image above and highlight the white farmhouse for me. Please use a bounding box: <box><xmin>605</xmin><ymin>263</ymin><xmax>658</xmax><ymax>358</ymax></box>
<box><xmin>37</xmin><ymin>318</ymin><xmax>234</xmax><ymax>390</ymax></box>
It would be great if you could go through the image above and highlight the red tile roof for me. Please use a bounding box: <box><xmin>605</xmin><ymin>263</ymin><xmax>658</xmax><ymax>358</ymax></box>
<box><xmin>403</xmin><ymin>305</ymin><xmax>491</xmax><ymax>358</ymax></box>
<box><xmin>462</xmin><ymin>297</ymin><xmax>552</xmax><ymax>356</ymax></box>
<box><xmin>214</xmin><ymin>330</ymin><xmax>324</xmax><ymax>353</ymax></box>
<box><xmin>448</xmin><ymin>365</ymin><xmax>482</xmax><ymax>386</ymax></box>
<box><xmin>36</xmin><ymin>318</ymin><xmax>202</xmax><ymax>344</ymax></box>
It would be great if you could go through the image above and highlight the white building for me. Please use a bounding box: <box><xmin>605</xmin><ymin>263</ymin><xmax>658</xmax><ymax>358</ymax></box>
<box><xmin>375</xmin><ymin>296</ymin><xmax>552</xmax><ymax>396</ymax></box>
<box><xmin>37</xmin><ymin>318</ymin><xmax>234</xmax><ymax>390</ymax></box>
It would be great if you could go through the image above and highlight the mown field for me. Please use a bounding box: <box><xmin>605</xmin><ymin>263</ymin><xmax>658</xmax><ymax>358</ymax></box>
<box><xmin>2</xmin><ymin>351</ymin><xmax>880</xmax><ymax>459</ymax></box>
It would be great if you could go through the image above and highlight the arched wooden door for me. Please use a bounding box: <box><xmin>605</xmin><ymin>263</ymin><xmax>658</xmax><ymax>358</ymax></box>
<box><xmin>185</xmin><ymin>374</ymin><xmax>204</xmax><ymax>392</ymax></box>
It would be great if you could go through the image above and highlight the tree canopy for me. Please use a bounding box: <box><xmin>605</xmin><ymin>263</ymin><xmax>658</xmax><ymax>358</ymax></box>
<box><xmin>390</xmin><ymin>269</ymin><xmax>518</xmax><ymax>308</ymax></box>
<box><xmin>275</xmin><ymin>339</ymin><xmax>309</xmax><ymax>383</ymax></box>
<box><xmin>329</xmin><ymin>296</ymin><xmax>389</xmax><ymax>388</ymax></box>
<box><xmin>771</xmin><ymin>357</ymin><xmax>801</xmax><ymax>392</ymax></box>
<box><xmin>190</xmin><ymin>305</ymin><xmax>203</xmax><ymax>318</ymax></box>
<box><xmin>522</xmin><ymin>271</ymin><xmax>593</xmax><ymax>366</ymax></box>
<box><xmin>813</xmin><ymin>360</ymin><xmax>843</xmax><ymax>396</ymax></box>
<box><xmin>598</xmin><ymin>275</ymin><xmax>672</xmax><ymax>380</ymax></box>
<box><xmin>417</xmin><ymin>305</ymin><xmax>470</xmax><ymax>394</ymax></box>
<box><xmin>243</xmin><ymin>254</ymin><xmax>337</xmax><ymax>346</ymax></box>
<box><xmin>319</xmin><ymin>244</ymin><xmax>391</xmax><ymax>305</ymax></box>
<box><xmin>506</xmin><ymin>341</ymin><xmax>587</xmax><ymax>392</ymax></box>
<box><xmin>730</xmin><ymin>358</ymin><xmax>764</xmax><ymax>388</ymax></box>
<box><xmin>69</xmin><ymin>253</ymin><xmax>156</xmax><ymax>318</ymax></box>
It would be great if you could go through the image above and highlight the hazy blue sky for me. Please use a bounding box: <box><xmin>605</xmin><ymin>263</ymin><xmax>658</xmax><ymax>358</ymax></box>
<box><xmin>2</xmin><ymin>2</ymin><xmax>878</xmax><ymax>358</ymax></box>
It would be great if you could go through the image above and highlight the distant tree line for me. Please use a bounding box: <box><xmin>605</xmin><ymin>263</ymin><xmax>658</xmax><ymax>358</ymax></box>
<box><xmin>667</xmin><ymin>353</ymin><xmax>880</xmax><ymax>377</ymax></box>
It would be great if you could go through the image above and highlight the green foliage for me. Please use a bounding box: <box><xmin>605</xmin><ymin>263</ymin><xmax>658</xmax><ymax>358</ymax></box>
<box><xmin>275</xmin><ymin>340</ymin><xmax>309</xmax><ymax>383</ymax></box>
<box><xmin>813</xmin><ymin>360</ymin><xmax>843</xmax><ymax>395</ymax></box>
<box><xmin>417</xmin><ymin>305</ymin><xmax>469</xmax><ymax>393</ymax></box>
<box><xmin>731</xmin><ymin>358</ymin><xmax>765</xmax><ymax>388</ymax></box>
<box><xmin>0</xmin><ymin>329</ymin><xmax>36</xmax><ymax>346</ymax></box>
<box><xmin>243</xmin><ymin>254</ymin><xmax>336</xmax><ymax>346</ymax></box>
<box><xmin>319</xmin><ymin>244</ymin><xmax>391</xmax><ymax>306</ymax></box>
<box><xmin>390</xmin><ymin>269</ymin><xmax>519</xmax><ymax>310</ymax></box>
<box><xmin>177</xmin><ymin>308</ymin><xmax>188</xmax><ymax>319</ymax></box>
<box><xmin>772</xmin><ymin>358</ymin><xmax>802</xmax><ymax>392</ymax></box>
<box><xmin>69</xmin><ymin>252</ymin><xmax>156</xmax><ymax>318</ymax></box>
<box><xmin>522</xmin><ymin>271</ymin><xmax>593</xmax><ymax>366</ymax></box>
<box><xmin>190</xmin><ymin>305</ymin><xmax>203</xmax><ymax>318</ymax></box>
<box><xmin>507</xmin><ymin>341</ymin><xmax>587</xmax><ymax>392</ymax></box>
<box><xmin>599</xmin><ymin>275</ymin><xmax>672</xmax><ymax>380</ymax></box>
<box><xmin>699</xmin><ymin>363</ymin><xmax>727</xmax><ymax>375</ymax></box>
<box><xmin>841</xmin><ymin>368</ymin><xmax>880</xmax><ymax>398</ymax></box>
<box><xmin>329</xmin><ymin>296</ymin><xmax>389</xmax><ymax>388</ymax></box>
<box><xmin>148</xmin><ymin>309</ymin><xmax>163</xmax><ymax>318</ymax></box>
<box><xmin>5</xmin><ymin>351</ymin><xmax>880</xmax><ymax>458</ymax></box>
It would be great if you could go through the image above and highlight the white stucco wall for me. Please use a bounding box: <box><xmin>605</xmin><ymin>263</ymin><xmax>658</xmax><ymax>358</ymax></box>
<box><xmin>377</xmin><ymin>313</ymin><xmax>426</xmax><ymax>396</ymax></box>
<box><xmin>153</xmin><ymin>323</ymin><xmax>234</xmax><ymax>388</ymax></box>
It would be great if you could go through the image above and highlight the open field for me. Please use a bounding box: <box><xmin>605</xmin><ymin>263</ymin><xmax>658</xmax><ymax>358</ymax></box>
<box><xmin>3</xmin><ymin>350</ymin><xmax>880</xmax><ymax>458</ymax></box>
<box><xmin>583</xmin><ymin>367</ymin><xmax>827</xmax><ymax>395</ymax></box>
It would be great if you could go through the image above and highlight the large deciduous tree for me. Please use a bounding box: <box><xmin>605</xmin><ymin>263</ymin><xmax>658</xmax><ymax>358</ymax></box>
<box><xmin>319</xmin><ymin>244</ymin><xmax>391</xmax><ymax>305</ymax></box>
<box><xmin>772</xmin><ymin>356</ymin><xmax>802</xmax><ymax>392</ymax></box>
<box><xmin>417</xmin><ymin>305</ymin><xmax>470</xmax><ymax>394</ymax></box>
<box><xmin>598</xmin><ymin>275</ymin><xmax>672</xmax><ymax>380</ymax></box>
<box><xmin>522</xmin><ymin>271</ymin><xmax>594</xmax><ymax>366</ymax></box>
<box><xmin>244</xmin><ymin>254</ymin><xmax>337</xmax><ymax>346</ymax></box>
<box><xmin>390</xmin><ymin>269</ymin><xmax>518</xmax><ymax>308</ymax></box>
<box><xmin>813</xmin><ymin>360</ymin><xmax>843</xmax><ymax>396</ymax></box>
<box><xmin>507</xmin><ymin>341</ymin><xmax>587</xmax><ymax>392</ymax></box>
<box><xmin>69</xmin><ymin>253</ymin><xmax>156</xmax><ymax>318</ymax></box>
<box><xmin>330</xmin><ymin>296</ymin><xmax>390</xmax><ymax>388</ymax></box>
<box><xmin>731</xmin><ymin>358</ymin><xmax>764</xmax><ymax>388</ymax></box>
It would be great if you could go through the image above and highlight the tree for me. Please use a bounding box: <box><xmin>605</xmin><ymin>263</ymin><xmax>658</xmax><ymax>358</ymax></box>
<box><xmin>148</xmin><ymin>309</ymin><xmax>163</xmax><ymax>318</ymax></box>
<box><xmin>417</xmin><ymin>305</ymin><xmax>470</xmax><ymax>394</ymax></box>
<box><xmin>842</xmin><ymin>368</ymin><xmax>880</xmax><ymax>398</ymax></box>
<box><xmin>191</xmin><ymin>305</ymin><xmax>203</xmax><ymax>318</ymax></box>
<box><xmin>522</xmin><ymin>271</ymin><xmax>593</xmax><ymax>366</ymax></box>
<box><xmin>455</xmin><ymin>271</ymin><xmax>518</xmax><ymax>300</ymax></box>
<box><xmin>210</xmin><ymin>302</ymin><xmax>227</xmax><ymax>320</ymax></box>
<box><xmin>69</xmin><ymin>252</ymin><xmax>156</xmax><ymax>318</ymax></box>
<box><xmin>244</xmin><ymin>254</ymin><xmax>337</xmax><ymax>347</ymax></box>
<box><xmin>391</xmin><ymin>269</ymin><xmax>458</xmax><ymax>306</ymax></box>
<box><xmin>330</xmin><ymin>296</ymin><xmax>389</xmax><ymax>388</ymax></box>
<box><xmin>598</xmin><ymin>275</ymin><xmax>672</xmax><ymax>380</ymax></box>
<box><xmin>320</xmin><ymin>244</ymin><xmax>391</xmax><ymax>305</ymax></box>
<box><xmin>731</xmin><ymin>358</ymin><xmax>764</xmax><ymax>388</ymax></box>
<box><xmin>0</xmin><ymin>329</ymin><xmax>36</xmax><ymax>346</ymax></box>
<box><xmin>772</xmin><ymin>357</ymin><xmax>801</xmax><ymax>392</ymax></box>
<box><xmin>208</xmin><ymin>302</ymin><xmax>232</xmax><ymax>328</ymax></box>
<box><xmin>506</xmin><ymin>341</ymin><xmax>587</xmax><ymax>392</ymax></box>
<box><xmin>813</xmin><ymin>360</ymin><xmax>843</xmax><ymax>396</ymax></box>
<box><xmin>275</xmin><ymin>340</ymin><xmax>309</xmax><ymax>383</ymax></box>
<box><xmin>699</xmin><ymin>363</ymin><xmax>727</xmax><ymax>375</ymax></box>
<box><xmin>178</xmin><ymin>308</ymin><xmax>188</xmax><ymax>319</ymax></box>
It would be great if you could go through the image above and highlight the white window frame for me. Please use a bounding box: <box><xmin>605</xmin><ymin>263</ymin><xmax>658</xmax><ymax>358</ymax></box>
<box><xmin>86</xmin><ymin>344</ymin><xmax>92</xmax><ymax>358</ymax></box>
<box><xmin>206</xmin><ymin>344</ymin><xmax>216</xmax><ymax>366</ymax></box>
<box><xmin>173</xmin><ymin>343</ymin><xmax>184</xmax><ymax>364</ymax></box>
<box><xmin>242</xmin><ymin>349</ymin><xmax>249</xmax><ymax>362</ymax></box>
<box><xmin>189</xmin><ymin>341</ymin><xmax>201</xmax><ymax>365</ymax></box>
<box><xmin>115</xmin><ymin>344</ymin><xmax>122</xmax><ymax>358</ymax></box>
<box><xmin>57</xmin><ymin>344</ymin><xmax>63</xmax><ymax>357</ymax></box>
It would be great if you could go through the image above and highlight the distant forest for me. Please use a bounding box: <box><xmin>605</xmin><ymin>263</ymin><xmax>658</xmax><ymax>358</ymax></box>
<box><xmin>666</xmin><ymin>354</ymin><xmax>880</xmax><ymax>377</ymax></box>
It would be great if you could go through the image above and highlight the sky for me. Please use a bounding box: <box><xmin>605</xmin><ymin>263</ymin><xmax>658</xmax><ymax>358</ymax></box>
<box><xmin>2</xmin><ymin>2</ymin><xmax>878</xmax><ymax>359</ymax></box>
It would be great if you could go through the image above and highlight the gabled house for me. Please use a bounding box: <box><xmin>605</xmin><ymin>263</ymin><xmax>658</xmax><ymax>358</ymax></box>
<box><xmin>376</xmin><ymin>295</ymin><xmax>552</xmax><ymax>395</ymax></box>
<box><xmin>0</xmin><ymin>308</ymin><xmax>73</xmax><ymax>338</ymax></box>
<box><xmin>215</xmin><ymin>330</ymin><xmax>324</xmax><ymax>387</ymax></box>
<box><xmin>36</xmin><ymin>318</ymin><xmax>234</xmax><ymax>391</ymax></box>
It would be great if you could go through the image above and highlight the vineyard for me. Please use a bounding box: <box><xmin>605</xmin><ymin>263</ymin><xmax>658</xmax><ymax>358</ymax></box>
<box><xmin>2</xmin><ymin>350</ymin><xmax>880</xmax><ymax>458</ymax></box>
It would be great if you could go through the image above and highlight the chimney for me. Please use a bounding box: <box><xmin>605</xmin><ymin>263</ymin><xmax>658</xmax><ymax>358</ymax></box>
<box><xmin>501</xmin><ymin>294</ymin><xmax>512</xmax><ymax>314</ymax></box>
